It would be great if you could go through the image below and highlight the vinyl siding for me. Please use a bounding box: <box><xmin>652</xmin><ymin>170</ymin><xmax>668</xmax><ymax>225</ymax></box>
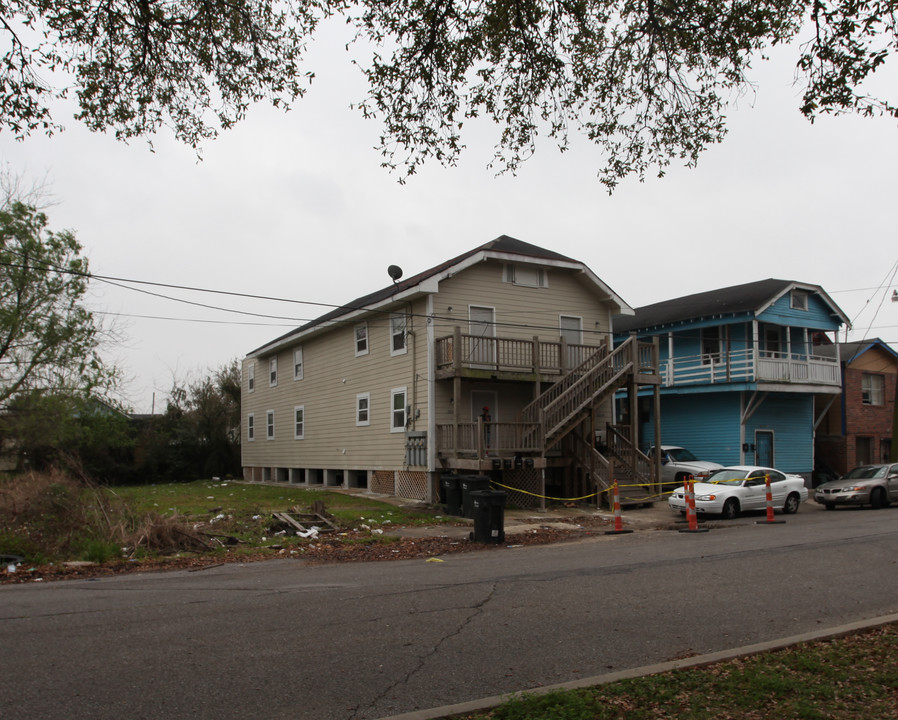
<box><xmin>242</xmin><ymin>256</ymin><xmax>621</xmax><ymax>474</ymax></box>
<box><xmin>745</xmin><ymin>394</ymin><xmax>814</xmax><ymax>473</ymax></box>
<box><xmin>758</xmin><ymin>292</ymin><xmax>841</xmax><ymax>331</ymax></box>
<box><xmin>648</xmin><ymin>393</ymin><xmax>742</xmax><ymax>466</ymax></box>
<box><xmin>242</xmin><ymin>297</ymin><xmax>428</xmax><ymax>472</ymax></box>
<box><xmin>641</xmin><ymin>391</ymin><xmax>814</xmax><ymax>472</ymax></box>
<box><xmin>433</xmin><ymin>260</ymin><xmax>614</xmax><ymax>345</ymax></box>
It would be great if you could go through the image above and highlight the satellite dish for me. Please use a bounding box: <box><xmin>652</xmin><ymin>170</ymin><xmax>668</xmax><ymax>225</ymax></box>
<box><xmin>388</xmin><ymin>265</ymin><xmax>403</xmax><ymax>283</ymax></box>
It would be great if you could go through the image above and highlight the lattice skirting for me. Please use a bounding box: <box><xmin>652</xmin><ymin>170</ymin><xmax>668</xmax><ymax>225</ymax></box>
<box><xmin>370</xmin><ymin>470</ymin><xmax>427</xmax><ymax>500</ymax></box>
<box><xmin>397</xmin><ymin>471</ymin><xmax>427</xmax><ymax>501</ymax></box>
<box><xmin>498</xmin><ymin>468</ymin><xmax>543</xmax><ymax>509</ymax></box>
<box><xmin>371</xmin><ymin>470</ymin><xmax>395</xmax><ymax>496</ymax></box>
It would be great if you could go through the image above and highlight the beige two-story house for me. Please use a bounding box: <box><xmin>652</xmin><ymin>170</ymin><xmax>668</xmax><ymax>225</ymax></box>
<box><xmin>242</xmin><ymin>236</ymin><xmax>661</xmax><ymax>507</ymax></box>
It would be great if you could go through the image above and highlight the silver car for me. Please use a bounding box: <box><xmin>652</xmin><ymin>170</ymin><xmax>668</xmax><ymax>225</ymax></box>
<box><xmin>815</xmin><ymin>464</ymin><xmax>898</xmax><ymax>510</ymax></box>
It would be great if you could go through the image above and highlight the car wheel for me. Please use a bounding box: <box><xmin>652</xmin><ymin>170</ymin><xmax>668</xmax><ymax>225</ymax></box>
<box><xmin>783</xmin><ymin>493</ymin><xmax>801</xmax><ymax>514</ymax></box>
<box><xmin>721</xmin><ymin>498</ymin><xmax>739</xmax><ymax>520</ymax></box>
<box><xmin>824</xmin><ymin>503</ymin><xmax>835</xmax><ymax>511</ymax></box>
<box><xmin>783</xmin><ymin>493</ymin><xmax>801</xmax><ymax>515</ymax></box>
<box><xmin>870</xmin><ymin>487</ymin><xmax>886</xmax><ymax>509</ymax></box>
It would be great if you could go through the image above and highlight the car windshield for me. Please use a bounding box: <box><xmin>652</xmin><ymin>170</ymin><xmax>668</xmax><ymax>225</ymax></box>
<box><xmin>706</xmin><ymin>469</ymin><xmax>748</xmax><ymax>486</ymax></box>
<box><xmin>844</xmin><ymin>466</ymin><xmax>887</xmax><ymax>479</ymax></box>
<box><xmin>667</xmin><ymin>448</ymin><xmax>698</xmax><ymax>462</ymax></box>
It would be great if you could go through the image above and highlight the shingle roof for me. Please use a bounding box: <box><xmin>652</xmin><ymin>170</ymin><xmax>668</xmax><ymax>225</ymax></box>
<box><xmin>614</xmin><ymin>279</ymin><xmax>841</xmax><ymax>333</ymax></box>
<box><xmin>250</xmin><ymin>236</ymin><xmax>587</xmax><ymax>355</ymax></box>
<box><xmin>815</xmin><ymin>338</ymin><xmax>898</xmax><ymax>363</ymax></box>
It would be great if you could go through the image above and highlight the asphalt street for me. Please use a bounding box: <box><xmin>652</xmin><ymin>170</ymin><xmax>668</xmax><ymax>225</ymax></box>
<box><xmin>2</xmin><ymin>500</ymin><xmax>897</xmax><ymax>719</ymax></box>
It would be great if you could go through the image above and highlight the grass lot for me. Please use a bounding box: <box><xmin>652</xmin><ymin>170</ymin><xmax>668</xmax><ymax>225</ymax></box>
<box><xmin>453</xmin><ymin>623</ymin><xmax>898</xmax><ymax>720</ymax></box>
<box><xmin>1</xmin><ymin>473</ymin><xmax>450</xmax><ymax>565</ymax></box>
<box><xmin>112</xmin><ymin>479</ymin><xmax>441</xmax><ymax>528</ymax></box>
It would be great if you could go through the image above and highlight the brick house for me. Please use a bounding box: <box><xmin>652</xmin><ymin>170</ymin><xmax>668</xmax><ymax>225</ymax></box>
<box><xmin>814</xmin><ymin>338</ymin><xmax>898</xmax><ymax>481</ymax></box>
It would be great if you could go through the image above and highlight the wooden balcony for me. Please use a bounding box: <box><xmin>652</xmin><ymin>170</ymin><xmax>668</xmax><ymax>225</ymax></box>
<box><xmin>661</xmin><ymin>349</ymin><xmax>841</xmax><ymax>388</ymax></box>
<box><xmin>434</xmin><ymin>328</ymin><xmax>605</xmax><ymax>381</ymax></box>
<box><xmin>436</xmin><ymin>420</ymin><xmax>546</xmax><ymax>470</ymax></box>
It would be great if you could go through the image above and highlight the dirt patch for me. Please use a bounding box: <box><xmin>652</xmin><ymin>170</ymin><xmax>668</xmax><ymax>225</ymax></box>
<box><xmin>2</xmin><ymin>515</ymin><xmax>626</xmax><ymax>584</ymax></box>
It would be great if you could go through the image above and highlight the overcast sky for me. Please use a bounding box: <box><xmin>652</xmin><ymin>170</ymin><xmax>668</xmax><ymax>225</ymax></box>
<box><xmin>2</xmin><ymin>30</ymin><xmax>897</xmax><ymax>413</ymax></box>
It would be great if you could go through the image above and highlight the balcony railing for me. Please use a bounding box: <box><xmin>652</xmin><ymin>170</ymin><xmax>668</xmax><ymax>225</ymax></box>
<box><xmin>661</xmin><ymin>349</ymin><xmax>840</xmax><ymax>387</ymax></box>
<box><xmin>436</xmin><ymin>421</ymin><xmax>542</xmax><ymax>458</ymax></box>
<box><xmin>435</xmin><ymin>329</ymin><xmax>604</xmax><ymax>378</ymax></box>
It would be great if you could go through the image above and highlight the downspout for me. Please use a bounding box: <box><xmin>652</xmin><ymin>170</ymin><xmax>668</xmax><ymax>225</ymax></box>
<box><xmin>426</xmin><ymin>295</ymin><xmax>436</xmax><ymax>479</ymax></box>
<box><xmin>405</xmin><ymin>302</ymin><xmax>418</xmax><ymax>429</ymax></box>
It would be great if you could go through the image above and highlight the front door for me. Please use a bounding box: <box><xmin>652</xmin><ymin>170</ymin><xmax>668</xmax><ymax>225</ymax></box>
<box><xmin>755</xmin><ymin>430</ymin><xmax>774</xmax><ymax>468</ymax></box>
<box><xmin>560</xmin><ymin>315</ymin><xmax>583</xmax><ymax>369</ymax></box>
<box><xmin>469</xmin><ymin>306</ymin><xmax>496</xmax><ymax>367</ymax></box>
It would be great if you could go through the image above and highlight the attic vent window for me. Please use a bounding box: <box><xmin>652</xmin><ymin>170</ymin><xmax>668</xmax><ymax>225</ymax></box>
<box><xmin>791</xmin><ymin>290</ymin><xmax>808</xmax><ymax>311</ymax></box>
<box><xmin>504</xmin><ymin>264</ymin><xmax>548</xmax><ymax>288</ymax></box>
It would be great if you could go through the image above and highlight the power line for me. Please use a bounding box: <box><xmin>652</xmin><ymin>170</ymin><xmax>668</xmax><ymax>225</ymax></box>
<box><xmin>94</xmin><ymin>311</ymin><xmax>297</xmax><ymax>327</ymax></box>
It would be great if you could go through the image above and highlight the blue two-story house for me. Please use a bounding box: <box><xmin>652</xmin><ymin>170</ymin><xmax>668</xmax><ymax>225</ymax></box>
<box><xmin>613</xmin><ymin>279</ymin><xmax>850</xmax><ymax>482</ymax></box>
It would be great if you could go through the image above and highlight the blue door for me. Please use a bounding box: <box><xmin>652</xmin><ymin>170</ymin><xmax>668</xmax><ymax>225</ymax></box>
<box><xmin>755</xmin><ymin>430</ymin><xmax>774</xmax><ymax>467</ymax></box>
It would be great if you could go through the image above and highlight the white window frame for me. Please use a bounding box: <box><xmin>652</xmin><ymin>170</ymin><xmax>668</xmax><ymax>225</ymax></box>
<box><xmin>356</xmin><ymin>392</ymin><xmax>371</xmax><ymax>426</ymax></box>
<box><xmin>247</xmin><ymin>362</ymin><xmax>255</xmax><ymax>393</ymax></box>
<box><xmin>266</xmin><ymin>410</ymin><xmax>275</xmax><ymax>440</ymax></box>
<box><xmin>390</xmin><ymin>387</ymin><xmax>407</xmax><ymax>433</ymax></box>
<box><xmin>355</xmin><ymin>323</ymin><xmax>369</xmax><ymax>356</ymax></box>
<box><xmin>390</xmin><ymin>313</ymin><xmax>408</xmax><ymax>356</ymax></box>
<box><xmin>293</xmin><ymin>347</ymin><xmax>304</xmax><ymax>380</ymax></box>
<box><xmin>269</xmin><ymin>356</ymin><xmax>278</xmax><ymax>387</ymax></box>
<box><xmin>247</xmin><ymin>413</ymin><xmax>255</xmax><ymax>441</ymax></box>
<box><xmin>293</xmin><ymin>405</ymin><xmax>305</xmax><ymax>439</ymax></box>
<box><xmin>862</xmin><ymin>373</ymin><xmax>885</xmax><ymax>405</ymax></box>
<box><xmin>504</xmin><ymin>263</ymin><xmax>548</xmax><ymax>288</ymax></box>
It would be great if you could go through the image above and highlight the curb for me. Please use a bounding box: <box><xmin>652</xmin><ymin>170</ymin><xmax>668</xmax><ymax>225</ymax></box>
<box><xmin>375</xmin><ymin>612</ymin><xmax>898</xmax><ymax>720</ymax></box>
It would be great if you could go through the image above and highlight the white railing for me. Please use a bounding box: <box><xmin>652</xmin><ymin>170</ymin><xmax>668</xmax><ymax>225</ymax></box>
<box><xmin>661</xmin><ymin>349</ymin><xmax>840</xmax><ymax>387</ymax></box>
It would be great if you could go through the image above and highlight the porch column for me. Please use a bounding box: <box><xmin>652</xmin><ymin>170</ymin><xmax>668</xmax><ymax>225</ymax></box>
<box><xmin>532</xmin><ymin>335</ymin><xmax>542</xmax><ymax>399</ymax></box>
<box><xmin>667</xmin><ymin>332</ymin><xmax>674</xmax><ymax>385</ymax></box>
<box><xmin>752</xmin><ymin>320</ymin><xmax>759</xmax><ymax>380</ymax></box>
<box><xmin>653</xmin><ymin>336</ymin><xmax>662</xmax><ymax>491</ymax></box>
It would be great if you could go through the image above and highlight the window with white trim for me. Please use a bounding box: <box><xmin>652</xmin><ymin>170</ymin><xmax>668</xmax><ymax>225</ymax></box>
<box><xmin>504</xmin><ymin>264</ymin><xmax>548</xmax><ymax>288</ymax></box>
<box><xmin>247</xmin><ymin>413</ymin><xmax>255</xmax><ymax>441</ymax></box>
<box><xmin>791</xmin><ymin>290</ymin><xmax>809</xmax><ymax>311</ymax></box>
<box><xmin>356</xmin><ymin>392</ymin><xmax>370</xmax><ymax>426</ymax></box>
<box><xmin>293</xmin><ymin>406</ymin><xmax>305</xmax><ymax>439</ymax></box>
<box><xmin>862</xmin><ymin>373</ymin><xmax>885</xmax><ymax>405</ymax></box>
<box><xmin>266</xmin><ymin>410</ymin><xmax>275</xmax><ymax>439</ymax></box>
<box><xmin>390</xmin><ymin>313</ymin><xmax>408</xmax><ymax>356</ymax></box>
<box><xmin>293</xmin><ymin>347</ymin><xmax>303</xmax><ymax>380</ymax></box>
<box><xmin>390</xmin><ymin>387</ymin><xmax>407</xmax><ymax>432</ymax></box>
<box><xmin>269</xmin><ymin>356</ymin><xmax>278</xmax><ymax>386</ymax></box>
<box><xmin>247</xmin><ymin>362</ymin><xmax>255</xmax><ymax>393</ymax></box>
<box><xmin>355</xmin><ymin>323</ymin><xmax>369</xmax><ymax>356</ymax></box>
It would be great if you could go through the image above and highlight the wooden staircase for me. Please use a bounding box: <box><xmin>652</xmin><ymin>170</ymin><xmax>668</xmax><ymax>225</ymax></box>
<box><xmin>518</xmin><ymin>335</ymin><xmax>660</xmax><ymax>505</ymax></box>
<box><xmin>518</xmin><ymin>336</ymin><xmax>638</xmax><ymax>451</ymax></box>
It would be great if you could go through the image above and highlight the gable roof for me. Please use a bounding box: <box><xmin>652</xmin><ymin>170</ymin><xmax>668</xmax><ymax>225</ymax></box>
<box><xmin>249</xmin><ymin>235</ymin><xmax>631</xmax><ymax>356</ymax></box>
<box><xmin>614</xmin><ymin>278</ymin><xmax>849</xmax><ymax>333</ymax></box>
<box><xmin>815</xmin><ymin>338</ymin><xmax>898</xmax><ymax>364</ymax></box>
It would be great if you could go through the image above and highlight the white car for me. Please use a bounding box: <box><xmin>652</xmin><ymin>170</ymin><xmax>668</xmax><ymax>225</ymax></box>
<box><xmin>668</xmin><ymin>466</ymin><xmax>809</xmax><ymax>519</ymax></box>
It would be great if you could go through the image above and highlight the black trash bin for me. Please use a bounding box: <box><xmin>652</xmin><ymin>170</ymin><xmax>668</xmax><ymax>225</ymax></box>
<box><xmin>441</xmin><ymin>473</ymin><xmax>462</xmax><ymax>516</ymax></box>
<box><xmin>470</xmin><ymin>489</ymin><xmax>507</xmax><ymax>544</ymax></box>
<box><xmin>460</xmin><ymin>475</ymin><xmax>491</xmax><ymax>518</ymax></box>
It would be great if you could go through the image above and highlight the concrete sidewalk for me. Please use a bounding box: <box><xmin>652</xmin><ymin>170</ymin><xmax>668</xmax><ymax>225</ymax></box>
<box><xmin>388</xmin><ymin>499</ymin><xmax>677</xmax><ymax>540</ymax></box>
